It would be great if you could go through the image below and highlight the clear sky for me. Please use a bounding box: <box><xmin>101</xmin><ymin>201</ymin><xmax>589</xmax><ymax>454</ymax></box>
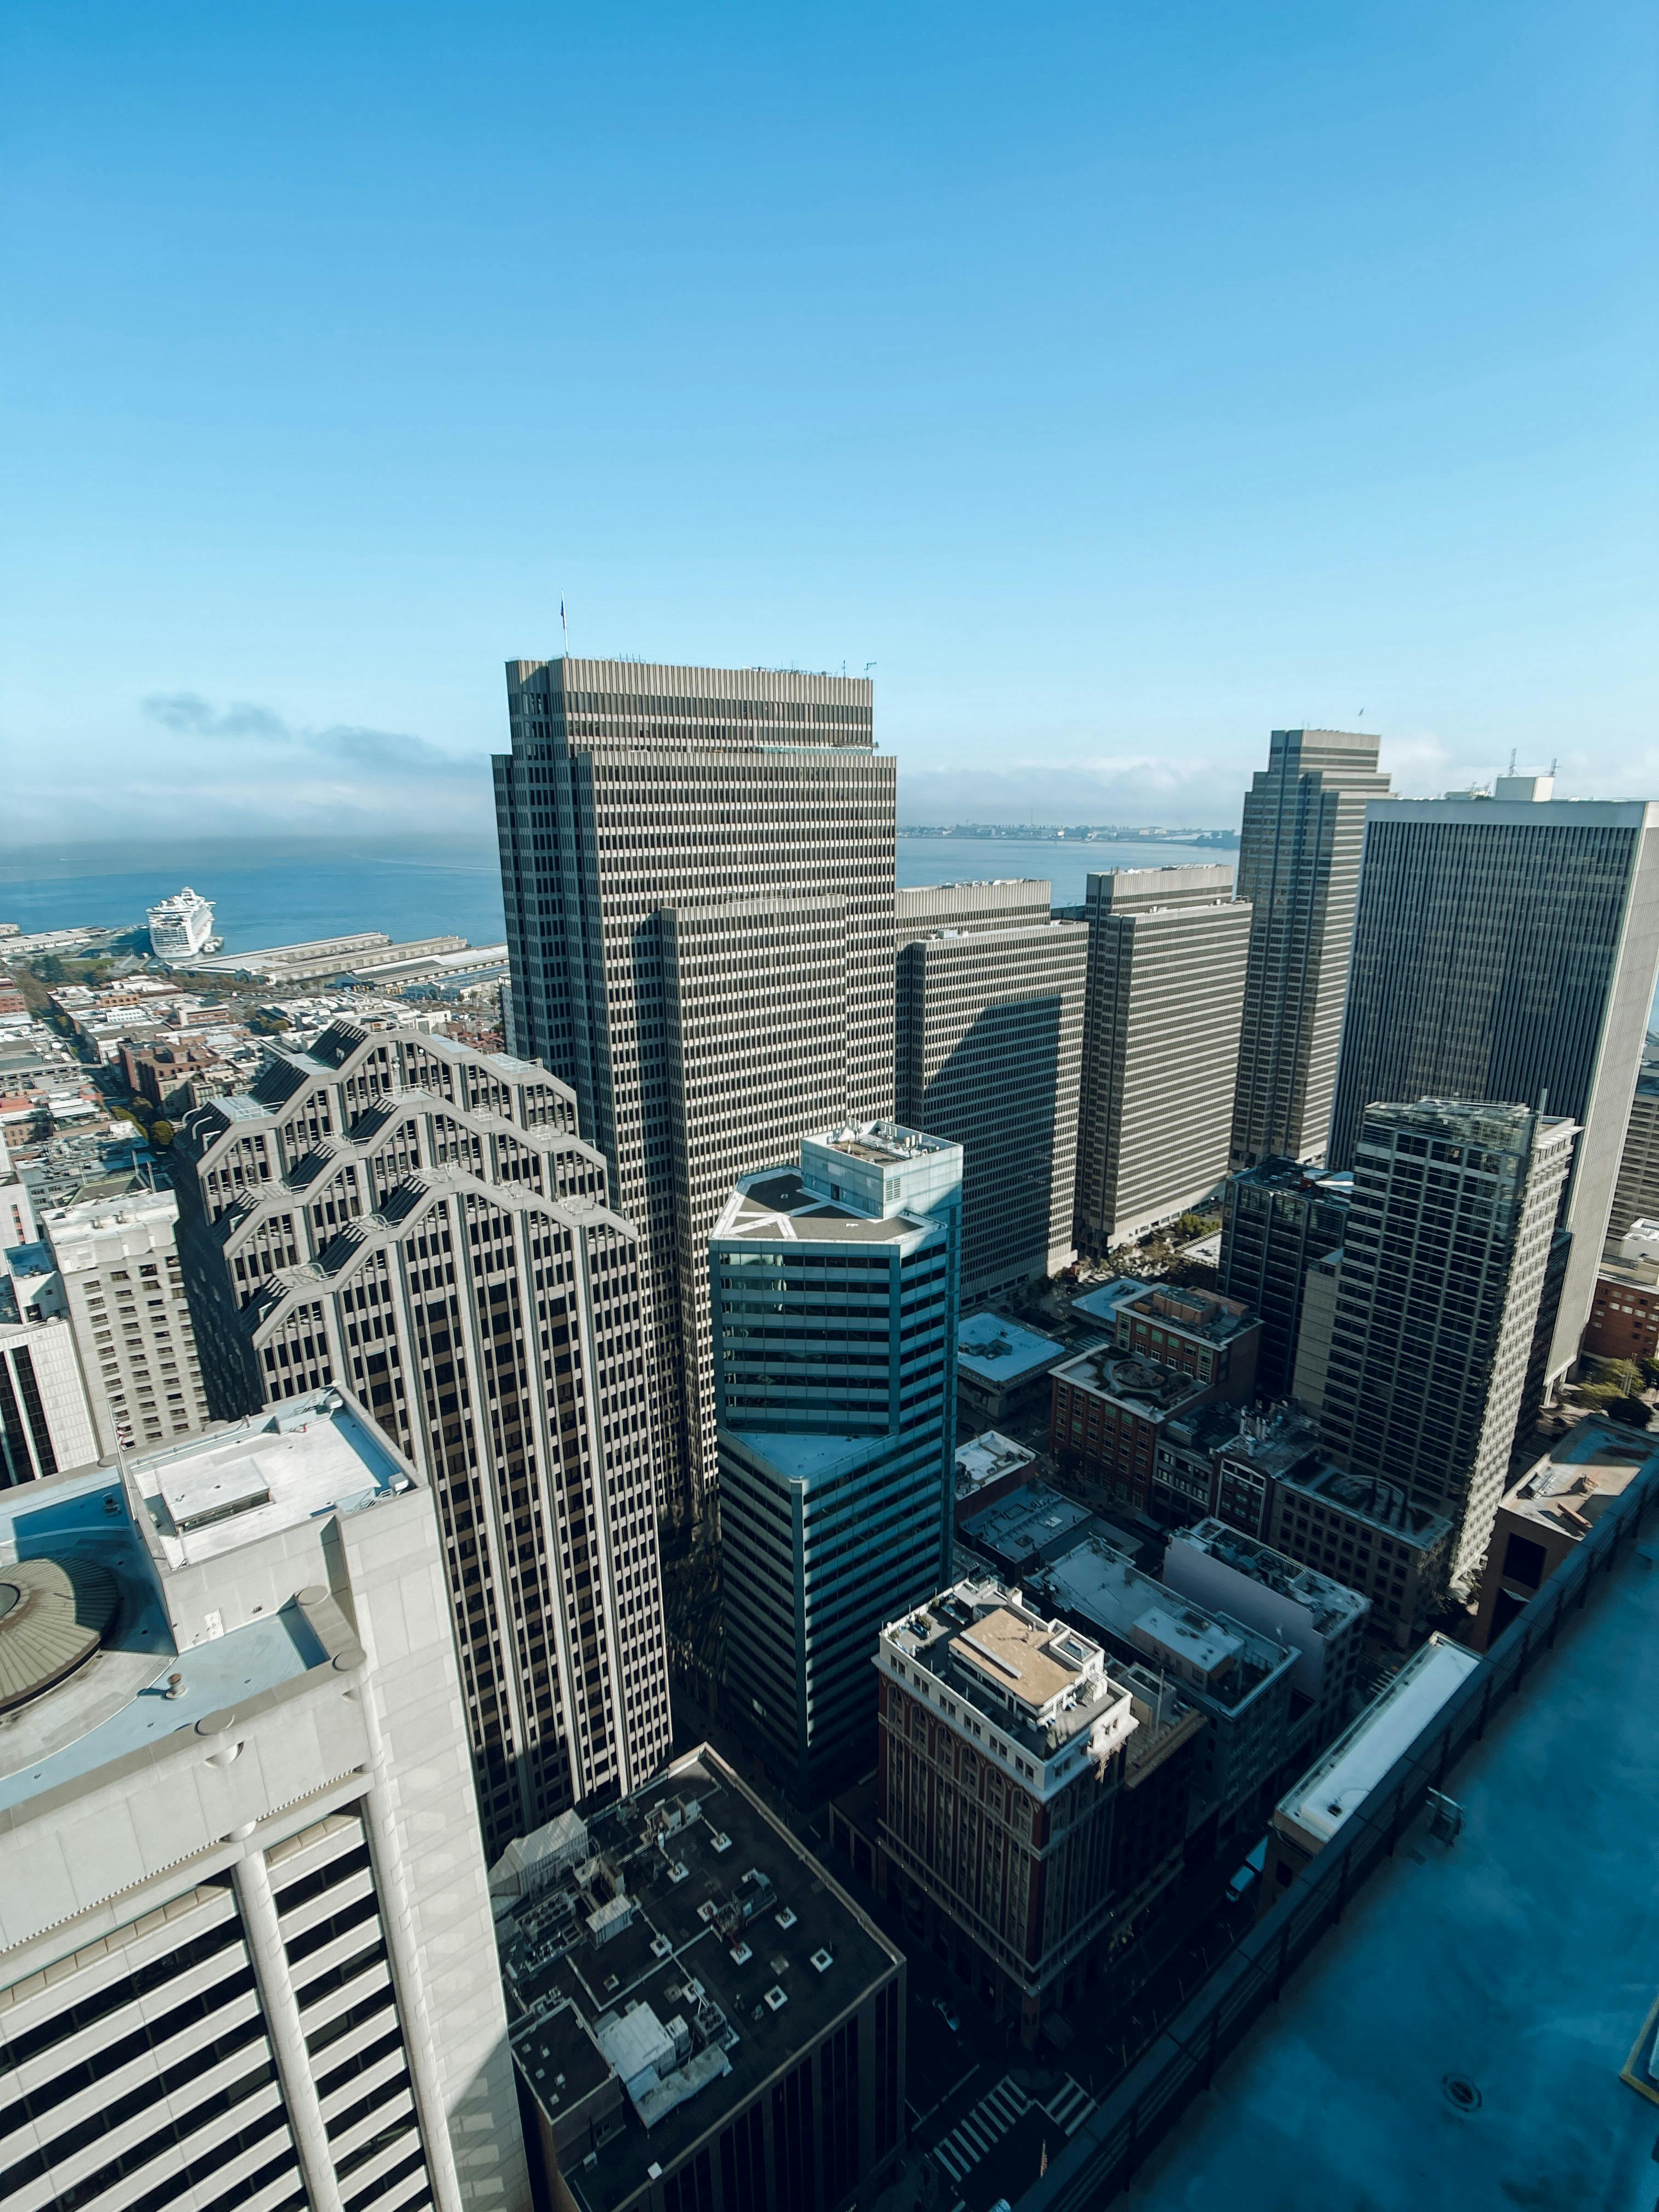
<box><xmin>3</xmin><ymin>0</ymin><xmax>1653</xmax><ymax>841</ymax></box>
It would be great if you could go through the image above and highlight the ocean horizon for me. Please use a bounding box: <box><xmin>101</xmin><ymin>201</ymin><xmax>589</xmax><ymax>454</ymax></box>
<box><xmin>0</xmin><ymin>833</ymin><xmax>1230</xmax><ymax>953</ymax></box>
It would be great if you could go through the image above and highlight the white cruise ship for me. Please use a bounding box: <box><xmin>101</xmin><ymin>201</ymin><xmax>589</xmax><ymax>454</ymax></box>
<box><xmin>146</xmin><ymin>885</ymin><xmax>221</xmax><ymax>961</ymax></box>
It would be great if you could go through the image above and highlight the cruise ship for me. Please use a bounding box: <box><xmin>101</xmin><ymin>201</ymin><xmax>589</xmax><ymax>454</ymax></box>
<box><xmin>145</xmin><ymin>884</ymin><xmax>221</xmax><ymax>961</ymax></box>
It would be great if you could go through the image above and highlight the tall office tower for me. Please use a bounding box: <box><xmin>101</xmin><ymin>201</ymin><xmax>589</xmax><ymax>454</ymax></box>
<box><xmin>0</xmin><ymin>1391</ymin><xmax>530</xmax><ymax>2212</ymax></box>
<box><xmin>494</xmin><ymin>657</ymin><xmax>896</xmax><ymax>1515</ymax></box>
<box><xmin>1229</xmin><ymin>729</ymin><xmax>1391</xmax><ymax>1173</ymax></box>
<box><xmin>172</xmin><ymin>1023</ymin><xmax>671</xmax><ymax>1858</ymax></box>
<box><xmin>1329</xmin><ymin>789</ymin><xmax>1659</xmax><ymax>1378</ymax></box>
<box><xmin>1312</xmin><ymin>1099</ymin><xmax>1577</xmax><ymax>1582</ymax></box>
<box><xmin>1217</xmin><ymin>1158</ymin><xmax>1351</xmax><ymax>1399</ymax></box>
<box><xmin>895</xmin><ymin>882</ymin><xmax>1087</xmax><ymax>1301</ymax></box>
<box><xmin>1074</xmin><ymin>867</ymin><xmax>1252</xmax><ymax>1254</ymax></box>
<box><xmin>30</xmin><ymin>1186</ymin><xmax>211</xmax><ymax>1454</ymax></box>
<box><xmin>711</xmin><ymin>1123</ymin><xmax>961</xmax><ymax>1801</ymax></box>
<box><xmin>0</xmin><ymin>1316</ymin><xmax>98</xmax><ymax>1485</ymax></box>
<box><xmin>1608</xmin><ymin>1068</ymin><xmax>1659</xmax><ymax>1246</ymax></box>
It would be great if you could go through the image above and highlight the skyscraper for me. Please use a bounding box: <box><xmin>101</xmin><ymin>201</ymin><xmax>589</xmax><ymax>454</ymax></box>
<box><xmin>494</xmin><ymin>657</ymin><xmax>896</xmax><ymax>1514</ymax></box>
<box><xmin>1329</xmin><ymin>791</ymin><xmax>1659</xmax><ymax>1378</ymax></box>
<box><xmin>1229</xmin><ymin>729</ymin><xmax>1391</xmax><ymax>1172</ymax></box>
<box><xmin>0</xmin><ymin>1390</ymin><xmax>529</xmax><ymax>2212</ymax></box>
<box><xmin>895</xmin><ymin>881</ymin><xmax>1087</xmax><ymax>1301</ymax></box>
<box><xmin>1074</xmin><ymin>866</ymin><xmax>1251</xmax><ymax>1254</ymax></box>
<box><xmin>1310</xmin><ymin>1098</ymin><xmax>1576</xmax><ymax>1582</ymax></box>
<box><xmin>712</xmin><ymin>1122</ymin><xmax>961</xmax><ymax>1801</ymax></box>
<box><xmin>1217</xmin><ymin>1158</ymin><xmax>1352</xmax><ymax>1400</ymax></box>
<box><xmin>0</xmin><ymin>1314</ymin><xmax>98</xmax><ymax>1486</ymax></box>
<box><xmin>172</xmin><ymin>1022</ymin><xmax>671</xmax><ymax>1859</ymax></box>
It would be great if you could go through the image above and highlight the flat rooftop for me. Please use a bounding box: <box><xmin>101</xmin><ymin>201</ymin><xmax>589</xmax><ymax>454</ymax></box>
<box><xmin>1275</xmin><ymin>1635</ymin><xmax>1481</xmax><ymax>1853</ymax></box>
<box><xmin>712</xmin><ymin>1168</ymin><xmax>919</xmax><ymax>1245</ymax></box>
<box><xmin>133</xmin><ymin>1393</ymin><xmax>411</xmax><ymax>1566</ymax></box>
<box><xmin>954</xmin><ymin>1430</ymin><xmax>1036</xmax><ymax>1497</ymax></box>
<box><xmin>1279</xmin><ymin>1456</ymin><xmax>1454</xmax><ymax>1548</ymax></box>
<box><xmin>882</xmin><ymin>1579</ymin><xmax>1124</xmax><ymax>1762</ymax></box>
<box><xmin>1501</xmin><ymin>1419</ymin><xmax>1657</xmax><ymax>1542</ymax></box>
<box><xmin>1175</xmin><ymin>1520</ymin><xmax>1369</xmax><ymax>1636</ymax></box>
<box><xmin>957</xmin><ymin>1482</ymin><xmax>1118</xmax><ymax>1573</ymax></box>
<box><xmin>956</xmin><ymin>1309</ymin><xmax>1070</xmax><ymax>1383</ymax></box>
<box><xmin>1112</xmin><ymin>1280</ymin><xmax>1256</xmax><ymax>1347</ymax></box>
<box><xmin>1053</xmin><ymin>1342</ymin><xmax>1211</xmax><ymax>1417</ymax></box>
<box><xmin>0</xmin><ymin>1459</ymin><xmax>328</xmax><ymax>1815</ymax></box>
<box><xmin>497</xmin><ymin>1748</ymin><xmax>900</xmax><ymax>2212</ymax></box>
<box><xmin>1125</xmin><ymin>1537</ymin><xmax>1659</xmax><ymax>2208</ymax></box>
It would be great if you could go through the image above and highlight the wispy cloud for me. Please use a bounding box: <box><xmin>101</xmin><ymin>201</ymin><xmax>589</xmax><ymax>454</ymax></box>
<box><xmin>142</xmin><ymin>692</ymin><xmax>292</xmax><ymax>742</ymax></box>
<box><xmin>139</xmin><ymin>691</ymin><xmax>481</xmax><ymax>781</ymax></box>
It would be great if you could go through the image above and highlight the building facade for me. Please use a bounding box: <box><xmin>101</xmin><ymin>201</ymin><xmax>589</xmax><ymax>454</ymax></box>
<box><xmin>896</xmin><ymin>886</ymin><xmax>1087</xmax><ymax>1300</ymax></box>
<box><xmin>712</xmin><ymin>1124</ymin><xmax>961</xmax><ymax>1801</ymax></box>
<box><xmin>0</xmin><ymin>1392</ymin><xmax>531</xmax><ymax>2212</ymax></box>
<box><xmin>33</xmin><ymin>1186</ymin><xmax>211</xmax><ymax>1455</ymax></box>
<box><xmin>1049</xmin><ymin>1283</ymin><xmax>1260</xmax><ymax>1516</ymax></box>
<box><xmin>1313</xmin><ymin>1099</ymin><xmax>1577</xmax><ymax>1583</ymax></box>
<box><xmin>0</xmin><ymin>1316</ymin><xmax>99</xmax><ymax>1486</ymax></box>
<box><xmin>172</xmin><ymin>1022</ymin><xmax>671</xmax><ymax>1858</ymax></box>
<box><xmin>1217</xmin><ymin>1158</ymin><xmax>1351</xmax><ymax>1401</ymax></box>
<box><xmin>1608</xmin><ymin>1074</ymin><xmax>1659</xmax><ymax>1248</ymax></box>
<box><xmin>877</xmin><ymin>1578</ymin><xmax>1200</xmax><ymax>2043</ymax></box>
<box><xmin>494</xmin><ymin>657</ymin><xmax>896</xmax><ymax>1514</ymax></box>
<box><xmin>1074</xmin><ymin>867</ymin><xmax>1251</xmax><ymax>1253</ymax></box>
<box><xmin>1229</xmin><ymin>729</ymin><xmax>1391</xmax><ymax>1172</ymax></box>
<box><xmin>1329</xmin><ymin>792</ymin><xmax>1659</xmax><ymax>1380</ymax></box>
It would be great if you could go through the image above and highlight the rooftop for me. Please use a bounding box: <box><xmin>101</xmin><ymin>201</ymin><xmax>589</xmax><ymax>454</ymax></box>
<box><xmin>1278</xmin><ymin>1455</ymin><xmax>1454</xmax><ymax>1548</ymax></box>
<box><xmin>882</xmin><ymin>1577</ymin><xmax>1132</xmax><ymax>1766</ymax></box>
<box><xmin>1501</xmin><ymin>1419</ymin><xmax>1658</xmax><ymax>1542</ymax></box>
<box><xmin>953</xmin><ymin>1429</ymin><xmax>1037</xmax><ymax>1499</ymax></box>
<box><xmin>1110</xmin><ymin>1279</ymin><xmax>1257</xmax><ymax>1348</ymax></box>
<box><xmin>1228</xmin><ymin>1156</ymin><xmax>1355</xmax><ymax>1201</ymax></box>
<box><xmin>1274</xmin><ymin>1635</ymin><xmax>1482</xmax><ymax>1855</ymax></box>
<box><xmin>0</xmin><ymin>1390</ymin><xmax>405</xmax><ymax>1815</ymax></box>
<box><xmin>814</xmin><ymin>1121</ymin><xmax>954</xmax><ymax>1167</ymax></box>
<box><xmin>957</xmin><ymin>1481</ymin><xmax>1135</xmax><ymax>1574</ymax></box>
<box><xmin>713</xmin><ymin>1168</ymin><xmax>916</xmax><ymax>1245</ymax></box>
<box><xmin>1172</xmin><ymin>1519</ymin><xmax>1370</xmax><ymax>1637</ymax></box>
<box><xmin>495</xmin><ymin>1747</ymin><xmax>900</xmax><ymax>2212</ymax></box>
<box><xmin>956</xmin><ymin>1308</ymin><xmax>1072</xmax><ymax>1383</ymax></box>
<box><xmin>1081</xmin><ymin>1442</ymin><xmax>1659</xmax><ymax>2212</ymax></box>
<box><xmin>1069</xmin><ymin>1277</ymin><xmax>1148</xmax><ymax>1329</ymax></box>
<box><xmin>1052</xmin><ymin>1341</ymin><xmax>1211</xmax><ymax>1417</ymax></box>
<box><xmin>1029</xmin><ymin>1539</ymin><xmax>1295</xmax><ymax>1711</ymax></box>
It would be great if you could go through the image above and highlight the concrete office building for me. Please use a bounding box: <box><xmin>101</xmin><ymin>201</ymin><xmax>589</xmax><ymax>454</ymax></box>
<box><xmin>1027</xmin><ymin>1537</ymin><xmax>1298</xmax><ymax>1848</ymax></box>
<box><xmin>172</xmin><ymin>1022</ymin><xmax>671</xmax><ymax>1859</ymax></box>
<box><xmin>1608</xmin><ymin>1070</ymin><xmax>1659</xmax><ymax>1246</ymax></box>
<box><xmin>1308</xmin><ymin>1099</ymin><xmax>1577</xmax><ymax>1584</ymax></box>
<box><xmin>1074</xmin><ymin>868</ymin><xmax>1251</xmax><ymax>1254</ymax></box>
<box><xmin>0</xmin><ymin>1316</ymin><xmax>99</xmax><ymax>1486</ymax></box>
<box><xmin>712</xmin><ymin>1124</ymin><xmax>961</xmax><ymax>1801</ymax></box>
<box><xmin>29</xmin><ymin>1186</ymin><xmax>211</xmax><ymax>1455</ymax></box>
<box><xmin>495</xmin><ymin>657</ymin><xmax>896</xmax><ymax>1515</ymax></box>
<box><xmin>877</xmin><ymin>1577</ymin><xmax>1201</xmax><ymax>2044</ymax></box>
<box><xmin>1329</xmin><ymin>788</ymin><xmax>1659</xmax><ymax>1380</ymax></box>
<box><xmin>1229</xmin><ymin>729</ymin><xmax>1391</xmax><ymax>1173</ymax></box>
<box><xmin>1163</xmin><ymin>1520</ymin><xmax>1368</xmax><ymax>1754</ymax></box>
<box><xmin>499</xmin><ymin>1745</ymin><xmax>905</xmax><ymax>2212</ymax></box>
<box><xmin>1217</xmin><ymin>1158</ymin><xmax>1351</xmax><ymax>1400</ymax></box>
<box><xmin>896</xmin><ymin>882</ymin><xmax>1087</xmax><ymax>1300</ymax></box>
<box><xmin>0</xmin><ymin>1392</ymin><xmax>530</xmax><ymax>2212</ymax></box>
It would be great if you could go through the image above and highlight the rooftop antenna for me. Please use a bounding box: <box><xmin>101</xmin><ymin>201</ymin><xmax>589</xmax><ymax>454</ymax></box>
<box><xmin>864</xmin><ymin>662</ymin><xmax>877</xmax><ymax>674</ymax></box>
<box><xmin>560</xmin><ymin>598</ymin><xmax>569</xmax><ymax>656</ymax></box>
<box><xmin>1508</xmin><ymin>748</ymin><xmax>1517</xmax><ymax>775</ymax></box>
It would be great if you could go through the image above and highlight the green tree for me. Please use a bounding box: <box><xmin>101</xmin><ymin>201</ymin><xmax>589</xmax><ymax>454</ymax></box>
<box><xmin>149</xmin><ymin>1118</ymin><xmax>174</xmax><ymax>1148</ymax></box>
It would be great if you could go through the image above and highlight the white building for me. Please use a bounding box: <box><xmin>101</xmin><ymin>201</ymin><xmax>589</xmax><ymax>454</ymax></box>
<box><xmin>35</xmin><ymin>1184</ymin><xmax>211</xmax><ymax>1455</ymax></box>
<box><xmin>0</xmin><ymin>1389</ymin><xmax>531</xmax><ymax>2212</ymax></box>
<box><xmin>146</xmin><ymin>886</ymin><xmax>220</xmax><ymax>962</ymax></box>
<box><xmin>0</xmin><ymin>1314</ymin><xmax>99</xmax><ymax>1483</ymax></box>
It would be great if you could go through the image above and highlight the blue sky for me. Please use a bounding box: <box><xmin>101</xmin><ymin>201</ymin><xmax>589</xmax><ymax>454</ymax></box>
<box><xmin>3</xmin><ymin>0</ymin><xmax>1653</xmax><ymax>839</ymax></box>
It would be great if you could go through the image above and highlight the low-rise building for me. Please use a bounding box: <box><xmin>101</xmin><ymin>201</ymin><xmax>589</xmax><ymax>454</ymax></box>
<box><xmin>1265</xmin><ymin>1457</ymin><xmax>1453</xmax><ymax>1650</ymax></box>
<box><xmin>956</xmin><ymin>1308</ymin><xmax>1074</xmax><ymax>1420</ymax></box>
<box><xmin>1583</xmin><ymin>1222</ymin><xmax>1659</xmax><ymax>1362</ymax></box>
<box><xmin>956</xmin><ymin>1480</ymin><xmax>1120</xmax><ymax>1577</ymax></box>
<box><xmin>1163</xmin><ymin>1519</ymin><xmax>1368</xmax><ymax>1754</ymax></box>
<box><xmin>1469</xmin><ymin>1420</ymin><xmax>1657</xmax><ymax>1651</ymax></box>
<box><xmin>1027</xmin><ymin>1537</ymin><xmax>1299</xmax><ymax>1849</ymax></box>
<box><xmin>877</xmin><ymin>1577</ymin><xmax>1201</xmax><ymax>2043</ymax></box>
<box><xmin>497</xmin><ymin>1744</ymin><xmax>905</xmax><ymax>2212</ymax></box>
<box><xmin>1148</xmin><ymin>1400</ymin><xmax>1248</xmax><ymax>1528</ymax></box>
<box><xmin>953</xmin><ymin>1428</ymin><xmax>1039</xmax><ymax>1521</ymax></box>
<box><xmin>1049</xmin><ymin>1283</ymin><xmax>1260</xmax><ymax>1516</ymax></box>
<box><xmin>1261</xmin><ymin>1635</ymin><xmax>1481</xmax><ymax>1907</ymax></box>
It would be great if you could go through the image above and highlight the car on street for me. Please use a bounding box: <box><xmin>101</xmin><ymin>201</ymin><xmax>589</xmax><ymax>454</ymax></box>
<box><xmin>932</xmin><ymin>1995</ymin><xmax>962</xmax><ymax>2032</ymax></box>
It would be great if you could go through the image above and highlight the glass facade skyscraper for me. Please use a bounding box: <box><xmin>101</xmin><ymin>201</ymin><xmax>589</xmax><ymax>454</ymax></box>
<box><xmin>711</xmin><ymin>1123</ymin><xmax>961</xmax><ymax>1802</ymax></box>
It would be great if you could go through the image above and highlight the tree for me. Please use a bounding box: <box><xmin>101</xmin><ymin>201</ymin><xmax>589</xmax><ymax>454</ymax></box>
<box><xmin>149</xmin><ymin>1118</ymin><xmax>174</xmax><ymax>1148</ymax></box>
<box><xmin>249</xmin><ymin>1009</ymin><xmax>290</xmax><ymax>1036</ymax></box>
<box><xmin>32</xmin><ymin>954</ymin><xmax>67</xmax><ymax>984</ymax></box>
